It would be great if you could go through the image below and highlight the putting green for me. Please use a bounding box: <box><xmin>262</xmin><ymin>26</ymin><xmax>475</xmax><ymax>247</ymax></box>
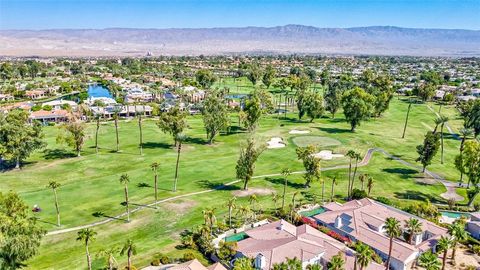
<box><xmin>291</xmin><ymin>136</ymin><xmax>342</xmax><ymax>147</ymax></box>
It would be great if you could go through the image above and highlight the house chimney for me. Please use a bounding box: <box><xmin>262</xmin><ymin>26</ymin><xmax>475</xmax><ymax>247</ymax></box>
<box><xmin>335</xmin><ymin>216</ymin><xmax>343</xmax><ymax>228</ymax></box>
<box><xmin>255</xmin><ymin>254</ymin><xmax>266</xmax><ymax>269</ymax></box>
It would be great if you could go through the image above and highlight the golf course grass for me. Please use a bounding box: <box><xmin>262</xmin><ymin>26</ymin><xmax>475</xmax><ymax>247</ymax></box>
<box><xmin>0</xmin><ymin>97</ymin><xmax>472</xmax><ymax>269</ymax></box>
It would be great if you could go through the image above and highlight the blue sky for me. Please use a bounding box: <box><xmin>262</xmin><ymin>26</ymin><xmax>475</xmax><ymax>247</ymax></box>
<box><xmin>0</xmin><ymin>0</ymin><xmax>479</xmax><ymax>30</ymax></box>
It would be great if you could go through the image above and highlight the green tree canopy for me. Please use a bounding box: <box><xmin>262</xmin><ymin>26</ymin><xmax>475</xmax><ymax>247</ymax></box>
<box><xmin>0</xmin><ymin>192</ymin><xmax>45</xmax><ymax>269</ymax></box>
<box><xmin>341</xmin><ymin>87</ymin><xmax>374</xmax><ymax>131</ymax></box>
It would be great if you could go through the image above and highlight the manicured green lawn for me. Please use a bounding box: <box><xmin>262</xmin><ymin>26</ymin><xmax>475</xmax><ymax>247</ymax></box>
<box><xmin>0</xmin><ymin>97</ymin><xmax>470</xmax><ymax>269</ymax></box>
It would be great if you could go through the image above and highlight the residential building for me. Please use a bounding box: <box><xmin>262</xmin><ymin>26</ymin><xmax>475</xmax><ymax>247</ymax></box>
<box><xmin>313</xmin><ymin>198</ymin><xmax>448</xmax><ymax>270</ymax></box>
<box><xmin>29</xmin><ymin>109</ymin><xmax>70</xmax><ymax>123</ymax></box>
<box><xmin>25</xmin><ymin>90</ymin><xmax>46</xmax><ymax>99</ymax></box>
<box><xmin>467</xmin><ymin>212</ymin><xmax>480</xmax><ymax>240</ymax></box>
<box><xmin>164</xmin><ymin>259</ymin><xmax>227</xmax><ymax>270</ymax></box>
<box><xmin>235</xmin><ymin>219</ymin><xmax>383</xmax><ymax>270</ymax></box>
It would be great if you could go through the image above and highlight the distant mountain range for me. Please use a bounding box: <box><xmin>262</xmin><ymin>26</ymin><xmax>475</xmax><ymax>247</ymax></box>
<box><xmin>1</xmin><ymin>25</ymin><xmax>479</xmax><ymax>57</ymax></box>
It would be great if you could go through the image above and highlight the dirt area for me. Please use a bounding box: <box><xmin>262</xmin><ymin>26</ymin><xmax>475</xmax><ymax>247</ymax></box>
<box><xmin>444</xmin><ymin>246</ymin><xmax>479</xmax><ymax>270</ymax></box>
<box><xmin>415</xmin><ymin>176</ymin><xmax>437</xmax><ymax>185</ymax></box>
<box><xmin>163</xmin><ymin>199</ymin><xmax>197</xmax><ymax>215</ymax></box>
<box><xmin>232</xmin><ymin>188</ymin><xmax>275</xmax><ymax>197</ymax></box>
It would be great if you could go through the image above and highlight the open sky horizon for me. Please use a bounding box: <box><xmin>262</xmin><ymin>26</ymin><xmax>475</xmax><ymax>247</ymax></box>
<box><xmin>0</xmin><ymin>0</ymin><xmax>479</xmax><ymax>30</ymax></box>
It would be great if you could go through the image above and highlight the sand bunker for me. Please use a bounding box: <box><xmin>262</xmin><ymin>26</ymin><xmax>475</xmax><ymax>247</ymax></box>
<box><xmin>267</xmin><ymin>137</ymin><xmax>286</xmax><ymax>149</ymax></box>
<box><xmin>232</xmin><ymin>188</ymin><xmax>275</xmax><ymax>197</ymax></box>
<box><xmin>289</xmin><ymin>129</ymin><xmax>310</xmax><ymax>134</ymax></box>
<box><xmin>312</xmin><ymin>150</ymin><xmax>344</xmax><ymax>160</ymax></box>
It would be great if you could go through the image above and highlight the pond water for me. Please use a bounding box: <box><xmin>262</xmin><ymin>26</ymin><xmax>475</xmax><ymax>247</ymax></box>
<box><xmin>87</xmin><ymin>84</ymin><xmax>112</xmax><ymax>98</ymax></box>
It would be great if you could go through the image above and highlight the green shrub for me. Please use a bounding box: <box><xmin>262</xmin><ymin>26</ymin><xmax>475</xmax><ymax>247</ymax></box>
<box><xmin>351</xmin><ymin>189</ymin><xmax>367</xmax><ymax>200</ymax></box>
<box><xmin>150</xmin><ymin>259</ymin><xmax>161</xmax><ymax>266</ymax></box>
<box><xmin>182</xmin><ymin>251</ymin><xmax>196</xmax><ymax>262</ymax></box>
<box><xmin>160</xmin><ymin>255</ymin><xmax>172</xmax><ymax>264</ymax></box>
<box><xmin>376</xmin><ymin>196</ymin><xmax>392</xmax><ymax>205</ymax></box>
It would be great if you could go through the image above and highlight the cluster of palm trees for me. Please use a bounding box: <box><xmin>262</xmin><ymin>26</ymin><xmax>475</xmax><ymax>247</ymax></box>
<box><xmin>76</xmin><ymin>228</ymin><xmax>137</xmax><ymax>270</ymax></box>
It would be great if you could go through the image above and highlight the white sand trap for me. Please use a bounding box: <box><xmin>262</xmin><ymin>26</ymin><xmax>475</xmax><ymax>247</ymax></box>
<box><xmin>232</xmin><ymin>188</ymin><xmax>275</xmax><ymax>197</ymax></box>
<box><xmin>267</xmin><ymin>137</ymin><xmax>286</xmax><ymax>149</ymax></box>
<box><xmin>289</xmin><ymin>129</ymin><xmax>310</xmax><ymax>134</ymax></box>
<box><xmin>312</xmin><ymin>150</ymin><xmax>344</xmax><ymax>160</ymax></box>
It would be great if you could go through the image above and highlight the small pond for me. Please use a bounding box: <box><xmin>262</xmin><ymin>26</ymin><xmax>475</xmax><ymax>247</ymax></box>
<box><xmin>87</xmin><ymin>84</ymin><xmax>112</xmax><ymax>98</ymax></box>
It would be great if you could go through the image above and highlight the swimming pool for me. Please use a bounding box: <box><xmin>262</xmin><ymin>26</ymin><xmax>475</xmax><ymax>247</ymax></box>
<box><xmin>440</xmin><ymin>211</ymin><xmax>471</xmax><ymax>219</ymax></box>
<box><xmin>300</xmin><ymin>207</ymin><xmax>326</xmax><ymax>217</ymax></box>
<box><xmin>224</xmin><ymin>232</ymin><xmax>249</xmax><ymax>242</ymax></box>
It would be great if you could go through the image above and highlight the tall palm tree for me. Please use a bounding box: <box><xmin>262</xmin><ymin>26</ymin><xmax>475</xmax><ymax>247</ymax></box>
<box><xmin>120</xmin><ymin>239</ymin><xmax>137</xmax><ymax>270</ymax></box>
<box><xmin>350</xmin><ymin>152</ymin><xmax>362</xmax><ymax>195</ymax></box>
<box><xmin>249</xmin><ymin>194</ymin><xmax>258</xmax><ymax>220</ymax></box>
<box><xmin>355</xmin><ymin>242</ymin><xmax>374</xmax><ymax>270</ymax></box>
<box><xmin>113</xmin><ymin>107</ymin><xmax>121</xmax><ymax>152</ymax></box>
<box><xmin>359</xmin><ymin>174</ymin><xmax>368</xmax><ymax>190</ymax></box>
<box><xmin>119</xmin><ymin>174</ymin><xmax>131</xmax><ymax>222</ymax></box>
<box><xmin>366</xmin><ymin>176</ymin><xmax>374</xmax><ymax>197</ymax></box>
<box><xmin>291</xmin><ymin>191</ymin><xmax>299</xmax><ymax>210</ymax></box>
<box><xmin>346</xmin><ymin>150</ymin><xmax>356</xmax><ymax>198</ymax></box>
<box><xmin>173</xmin><ymin>133</ymin><xmax>186</xmax><ymax>192</ymax></box>
<box><xmin>236</xmin><ymin>205</ymin><xmax>251</xmax><ymax>223</ymax></box>
<box><xmin>385</xmin><ymin>217</ymin><xmax>401</xmax><ymax>270</ymax></box>
<box><xmin>439</xmin><ymin>116</ymin><xmax>449</xmax><ymax>164</ymax></box>
<box><xmin>404</xmin><ymin>218</ymin><xmax>422</xmax><ymax>244</ymax></box>
<box><xmin>330</xmin><ymin>176</ymin><xmax>337</xmax><ymax>202</ymax></box>
<box><xmin>433</xmin><ymin>117</ymin><xmax>443</xmax><ymax>134</ymax></box>
<box><xmin>457</xmin><ymin>128</ymin><xmax>473</xmax><ymax>183</ymax></box>
<box><xmin>96</xmin><ymin>247</ymin><xmax>119</xmax><ymax>270</ymax></box>
<box><xmin>459</xmin><ymin>127</ymin><xmax>473</xmax><ymax>152</ymax></box>
<box><xmin>150</xmin><ymin>162</ymin><xmax>160</xmax><ymax>205</ymax></box>
<box><xmin>202</xmin><ymin>208</ymin><xmax>217</xmax><ymax>232</ymax></box>
<box><xmin>93</xmin><ymin>100</ymin><xmax>105</xmax><ymax>154</ymax></box>
<box><xmin>272</xmin><ymin>193</ymin><xmax>280</xmax><ymax>214</ymax></box>
<box><xmin>77</xmin><ymin>228</ymin><xmax>97</xmax><ymax>270</ymax></box>
<box><xmin>327</xmin><ymin>252</ymin><xmax>345</xmax><ymax>270</ymax></box>
<box><xmin>226</xmin><ymin>197</ymin><xmax>237</xmax><ymax>228</ymax></box>
<box><xmin>94</xmin><ymin>114</ymin><xmax>101</xmax><ymax>154</ymax></box>
<box><xmin>402</xmin><ymin>99</ymin><xmax>413</xmax><ymax>139</ymax></box>
<box><xmin>418</xmin><ymin>251</ymin><xmax>441</xmax><ymax>270</ymax></box>
<box><xmin>437</xmin><ymin>236</ymin><xmax>451</xmax><ymax>270</ymax></box>
<box><xmin>137</xmin><ymin>106</ymin><xmax>143</xmax><ymax>155</ymax></box>
<box><xmin>448</xmin><ymin>222</ymin><xmax>467</xmax><ymax>265</ymax></box>
<box><xmin>281</xmin><ymin>168</ymin><xmax>292</xmax><ymax>210</ymax></box>
<box><xmin>48</xmin><ymin>181</ymin><xmax>61</xmax><ymax>227</ymax></box>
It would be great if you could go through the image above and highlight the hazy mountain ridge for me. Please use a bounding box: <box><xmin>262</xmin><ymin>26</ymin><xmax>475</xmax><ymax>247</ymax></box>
<box><xmin>1</xmin><ymin>25</ymin><xmax>479</xmax><ymax>57</ymax></box>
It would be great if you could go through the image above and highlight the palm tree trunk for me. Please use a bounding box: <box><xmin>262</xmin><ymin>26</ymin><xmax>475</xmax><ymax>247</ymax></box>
<box><xmin>330</xmin><ymin>179</ymin><xmax>335</xmax><ymax>202</ymax></box>
<box><xmin>402</xmin><ymin>102</ymin><xmax>412</xmax><ymax>139</ymax></box>
<box><xmin>228</xmin><ymin>207</ymin><xmax>232</xmax><ymax>228</ymax></box>
<box><xmin>386</xmin><ymin>237</ymin><xmax>393</xmax><ymax>269</ymax></box>
<box><xmin>347</xmin><ymin>161</ymin><xmax>352</xmax><ymax>198</ymax></box>
<box><xmin>128</xmin><ymin>250</ymin><xmax>132</xmax><ymax>270</ymax></box>
<box><xmin>124</xmin><ymin>186</ymin><xmax>130</xmax><ymax>222</ymax></box>
<box><xmin>321</xmin><ymin>179</ymin><xmax>325</xmax><ymax>204</ymax></box>
<box><xmin>282</xmin><ymin>177</ymin><xmax>287</xmax><ymax>209</ymax></box>
<box><xmin>284</xmin><ymin>93</ymin><xmax>288</xmax><ymax>119</ymax></box>
<box><xmin>95</xmin><ymin>118</ymin><xmax>100</xmax><ymax>154</ymax></box>
<box><xmin>115</xmin><ymin>117</ymin><xmax>119</xmax><ymax>152</ymax></box>
<box><xmin>440</xmin><ymin>124</ymin><xmax>444</xmax><ymax>164</ymax></box>
<box><xmin>451</xmin><ymin>243</ymin><xmax>457</xmax><ymax>264</ymax></box>
<box><xmin>351</xmin><ymin>159</ymin><xmax>359</xmax><ymax>195</ymax></box>
<box><xmin>154</xmin><ymin>172</ymin><xmax>158</xmax><ymax>204</ymax></box>
<box><xmin>173</xmin><ymin>142</ymin><xmax>182</xmax><ymax>192</ymax></box>
<box><xmin>441</xmin><ymin>250</ymin><xmax>447</xmax><ymax>270</ymax></box>
<box><xmin>53</xmin><ymin>189</ymin><xmax>60</xmax><ymax>227</ymax></box>
<box><xmin>138</xmin><ymin>114</ymin><xmax>143</xmax><ymax>155</ymax></box>
<box><xmin>86</xmin><ymin>243</ymin><xmax>92</xmax><ymax>270</ymax></box>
